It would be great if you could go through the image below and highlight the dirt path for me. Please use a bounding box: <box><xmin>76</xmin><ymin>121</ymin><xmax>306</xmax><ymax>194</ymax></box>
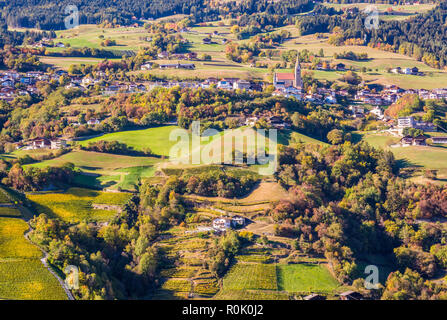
<box><xmin>24</xmin><ymin>227</ymin><xmax>75</xmax><ymax>300</ymax></box>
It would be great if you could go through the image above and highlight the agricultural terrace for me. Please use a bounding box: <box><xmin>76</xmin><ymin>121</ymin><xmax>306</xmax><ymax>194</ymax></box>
<box><xmin>154</xmin><ymin>225</ymin><xmax>220</xmax><ymax>299</ymax></box>
<box><xmin>0</xmin><ymin>217</ymin><xmax>67</xmax><ymax>300</ymax></box>
<box><xmin>26</xmin><ymin>187</ymin><xmax>132</xmax><ymax>223</ymax></box>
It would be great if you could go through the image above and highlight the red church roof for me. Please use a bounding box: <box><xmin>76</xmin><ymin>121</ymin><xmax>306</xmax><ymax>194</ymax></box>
<box><xmin>275</xmin><ymin>73</ymin><xmax>295</xmax><ymax>80</ymax></box>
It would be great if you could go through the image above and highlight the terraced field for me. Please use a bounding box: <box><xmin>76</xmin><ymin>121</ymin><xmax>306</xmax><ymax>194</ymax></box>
<box><xmin>0</xmin><ymin>217</ymin><xmax>67</xmax><ymax>300</ymax></box>
<box><xmin>154</xmin><ymin>226</ymin><xmax>221</xmax><ymax>299</ymax></box>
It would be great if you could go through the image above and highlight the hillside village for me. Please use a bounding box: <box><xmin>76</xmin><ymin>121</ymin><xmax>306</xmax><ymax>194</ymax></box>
<box><xmin>1</xmin><ymin>54</ymin><xmax>446</xmax><ymax>152</ymax></box>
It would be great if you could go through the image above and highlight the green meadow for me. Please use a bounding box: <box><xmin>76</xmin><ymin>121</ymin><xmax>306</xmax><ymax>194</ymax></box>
<box><xmin>276</xmin><ymin>264</ymin><xmax>340</xmax><ymax>294</ymax></box>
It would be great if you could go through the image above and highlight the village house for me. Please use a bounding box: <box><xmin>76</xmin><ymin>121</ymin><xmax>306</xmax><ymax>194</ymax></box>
<box><xmin>303</xmin><ymin>294</ymin><xmax>326</xmax><ymax>301</ymax></box>
<box><xmin>50</xmin><ymin>139</ymin><xmax>67</xmax><ymax>149</ymax></box>
<box><xmin>140</xmin><ymin>62</ymin><xmax>153</xmax><ymax>70</ymax></box>
<box><xmin>202</xmin><ymin>37</ymin><xmax>212</xmax><ymax>45</ymax></box>
<box><xmin>398</xmin><ymin>117</ymin><xmax>436</xmax><ymax>132</ymax></box>
<box><xmin>212</xmin><ymin>216</ymin><xmax>245</xmax><ymax>232</ymax></box>
<box><xmin>233</xmin><ymin>79</ymin><xmax>251</xmax><ymax>90</ymax></box>
<box><xmin>431</xmin><ymin>136</ymin><xmax>447</xmax><ymax>144</ymax></box>
<box><xmin>25</xmin><ymin>138</ymin><xmax>51</xmax><ymax>150</ymax></box>
<box><xmin>370</xmin><ymin>106</ymin><xmax>385</xmax><ymax>120</ymax></box>
<box><xmin>87</xmin><ymin>118</ymin><xmax>100</xmax><ymax>125</ymax></box>
<box><xmin>157</xmin><ymin>51</ymin><xmax>169</xmax><ymax>59</ymax></box>
<box><xmin>400</xmin><ymin>135</ymin><xmax>427</xmax><ymax>146</ymax></box>
<box><xmin>339</xmin><ymin>291</ymin><xmax>363</xmax><ymax>300</ymax></box>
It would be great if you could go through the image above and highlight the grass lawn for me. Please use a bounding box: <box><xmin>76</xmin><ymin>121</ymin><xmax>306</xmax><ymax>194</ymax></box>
<box><xmin>276</xmin><ymin>264</ymin><xmax>340</xmax><ymax>294</ymax></box>
<box><xmin>26</xmin><ymin>150</ymin><xmax>159</xmax><ymax>190</ymax></box>
<box><xmin>79</xmin><ymin>126</ymin><xmax>180</xmax><ymax>156</ymax></box>
<box><xmin>358</xmin><ymin>131</ymin><xmax>447</xmax><ymax>170</ymax></box>
<box><xmin>0</xmin><ymin>217</ymin><xmax>67</xmax><ymax>300</ymax></box>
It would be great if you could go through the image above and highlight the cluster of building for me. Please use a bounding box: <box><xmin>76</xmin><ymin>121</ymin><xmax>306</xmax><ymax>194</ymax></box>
<box><xmin>20</xmin><ymin>137</ymin><xmax>67</xmax><ymax>150</ymax></box>
<box><xmin>0</xmin><ymin>70</ymin><xmax>67</xmax><ymax>102</ymax></box>
<box><xmin>212</xmin><ymin>216</ymin><xmax>245</xmax><ymax>232</ymax></box>
<box><xmin>390</xmin><ymin>66</ymin><xmax>421</xmax><ymax>76</ymax></box>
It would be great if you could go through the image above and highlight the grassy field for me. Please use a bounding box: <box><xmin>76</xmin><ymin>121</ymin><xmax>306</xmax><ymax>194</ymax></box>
<box><xmin>26</xmin><ymin>150</ymin><xmax>159</xmax><ymax>190</ymax></box>
<box><xmin>27</xmin><ymin>187</ymin><xmax>131</xmax><ymax>222</ymax></box>
<box><xmin>276</xmin><ymin>264</ymin><xmax>340</xmax><ymax>294</ymax></box>
<box><xmin>0</xmin><ymin>217</ymin><xmax>67</xmax><ymax>300</ymax></box>
<box><xmin>79</xmin><ymin>126</ymin><xmax>180</xmax><ymax>156</ymax></box>
<box><xmin>359</xmin><ymin>131</ymin><xmax>447</xmax><ymax>170</ymax></box>
<box><xmin>279</xmin><ymin>129</ymin><xmax>328</xmax><ymax>146</ymax></box>
<box><xmin>39</xmin><ymin>56</ymin><xmax>121</xmax><ymax>70</ymax></box>
<box><xmin>53</xmin><ymin>24</ymin><xmax>151</xmax><ymax>52</ymax></box>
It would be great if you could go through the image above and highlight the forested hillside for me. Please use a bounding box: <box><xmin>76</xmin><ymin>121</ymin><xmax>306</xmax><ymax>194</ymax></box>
<box><xmin>298</xmin><ymin>3</ymin><xmax>447</xmax><ymax>69</ymax></box>
<box><xmin>0</xmin><ymin>0</ymin><xmax>312</xmax><ymax>30</ymax></box>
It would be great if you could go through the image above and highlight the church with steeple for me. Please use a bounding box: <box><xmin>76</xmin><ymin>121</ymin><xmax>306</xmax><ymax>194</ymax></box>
<box><xmin>273</xmin><ymin>52</ymin><xmax>302</xmax><ymax>93</ymax></box>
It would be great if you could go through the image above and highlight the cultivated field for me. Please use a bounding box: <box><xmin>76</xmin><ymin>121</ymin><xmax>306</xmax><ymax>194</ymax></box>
<box><xmin>27</xmin><ymin>187</ymin><xmax>131</xmax><ymax>222</ymax></box>
<box><xmin>0</xmin><ymin>217</ymin><xmax>67</xmax><ymax>300</ymax></box>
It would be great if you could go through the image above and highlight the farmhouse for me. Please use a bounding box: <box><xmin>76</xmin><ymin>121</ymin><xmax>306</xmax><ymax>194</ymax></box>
<box><xmin>233</xmin><ymin>79</ymin><xmax>251</xmax><ymax>90</ymax></box>
<box><xmin>432</xmin><ymin>136</ymin><xmax>447</xmax><ymax>144</ymax></box>
<box><xmin>212</xmin><ymin>216</ymin><xmax>245</xmax><ymax>232</ymax></box>
<box><xmin>50</xmin><ymin>139</ymin><xmax>67</xmax><ymax>149</ymax></box>
<box><xmin>87</xmin><ymin>118</ymin><xmax>100</xmax><ymax>125</ymax></box>
<box><xmin>159</xmin><ymin>63</ymin><xmax>195</xmax><ymax>70</ymax></box>
<box><xmin>339</xmin><ymin>291</ymin><xmax>363</xmax><ymax>300</ymax></box>
<box><xmin>140</xmin><ymin>62</ymin><xmax>153</xmax><ymax>70</ymax></box>
<box><xmin>400</xmin><ymin>135</ymin><xmax>427</xmax><ymax>146</ymax></box>
<box><xmin>370</xmin><ymin>106</ymin><xmax>384</xmax><ymax>119</ymax></box>
<box><xmin>212</xmin><ymin>218</ymin><xmax>232</xmax><ymax>232</ymax></box>
<box><xmin>398</xmin><ymin>117</ymin><xmax>436</xmax><ymax>132</ymax></box>
<box><xmin>303</xmin><ymin>294</ymin><xmax>326</xmax><ymax>300</ymax></box>
<box><xmin>25</xmin><ymin>137</ymin><xmax>51</xmax><ymax>150</ymax></box>
<box><xmin>335</xmin><ymin>63</ymin><xmax>346</xmax><ymax>71</ymax></box>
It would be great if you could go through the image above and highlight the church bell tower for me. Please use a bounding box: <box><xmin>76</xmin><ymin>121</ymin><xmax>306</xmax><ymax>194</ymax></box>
<box><xmin>294</xmin><ymin>52</ymin><xmax>302</xmax><ymax>90</ymax></box>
